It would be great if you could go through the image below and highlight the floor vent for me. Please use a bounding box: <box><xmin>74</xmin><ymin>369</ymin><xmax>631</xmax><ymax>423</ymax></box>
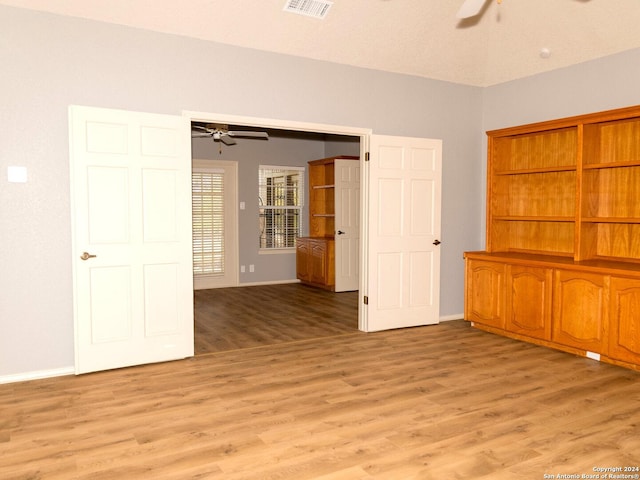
<box><xmin>283</xmin><ymin>0</ymin><xmax>333</xmax><ymax>19</ymax></box>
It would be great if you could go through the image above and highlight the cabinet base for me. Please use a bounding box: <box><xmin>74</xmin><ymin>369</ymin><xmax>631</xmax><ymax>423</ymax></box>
<box><xmin>469</xmin><ymin>321</ymin><xmax>640</xmax><ymax>373</ymax></box>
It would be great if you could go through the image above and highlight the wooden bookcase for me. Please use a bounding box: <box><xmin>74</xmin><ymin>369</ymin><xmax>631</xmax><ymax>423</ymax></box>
<box><xmin>296</xmin><ymin>156</ymin><xmax>358</xmax><ymax>290</ymax></box>
<box><xmin>465</xmin><ymin>105</ymin><xmax>640</xmax><ymax>371</ymax></box>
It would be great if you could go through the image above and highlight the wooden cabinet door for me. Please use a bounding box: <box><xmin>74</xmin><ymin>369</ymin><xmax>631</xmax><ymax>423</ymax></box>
<box><xmin>552</xmin><ymin>270</ymin><xmax>609</xmax><ymax>353</ymax></box>
<box><xmin>296</xmin><ymin>239</ymin><xmax>311</xmax><ymax>282</ymax></box>
<box><xmin>465</xmin><ymin>259</ymin><xmax>505</xmax><ymax>328</ymax></box>
<box><xmin>609</xmin><ymin>277</ymin><xmax>640</xmax><ymax>365</ymax></box>
<box><xmin>309</xmin><ymin>240</ymin><xmax>328</xmax><ymax>285</ymax></box>
<box><xmin>506</xmin><ymin>265</ymin><xmax>552</xmax><ymax>340</ymax></box>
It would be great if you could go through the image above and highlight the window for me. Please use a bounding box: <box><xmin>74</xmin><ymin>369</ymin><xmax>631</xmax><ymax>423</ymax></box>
<box><xmin>259</xmin><ymin>166</ymin><xmax>304</xmax><ymax>249</ymax></box>
<box><xmin>192</xmin><ymin>168</ymin><xmax>225</xmax><ymax>276</ymax></box>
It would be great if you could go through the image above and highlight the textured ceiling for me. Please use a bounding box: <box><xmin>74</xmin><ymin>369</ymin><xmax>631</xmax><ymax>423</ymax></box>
<box><xmin>2</xmin><ymin>0</ymin><xmax>640</xmax><ymax>86</ymax></box>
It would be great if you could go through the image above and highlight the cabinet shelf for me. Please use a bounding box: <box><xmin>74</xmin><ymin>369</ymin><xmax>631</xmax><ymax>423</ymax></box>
<box><xmin>582</xmin><ymin>217</ymin><xmax>640</xmax><ymax>224</ymax></box>
<box><xmin>493</xmin><ymin>216</ymin><xmax>574</xmax><ymax>222</ymax></box>
<box><xmin>583</xmin><ymin>160</ymin><xmax>640</xmax><ymax>169</ymax></box>
<box><xmin>495</xmin><ymin>165</ymin><xmax>576</xmax><ymax>175</ymax></box>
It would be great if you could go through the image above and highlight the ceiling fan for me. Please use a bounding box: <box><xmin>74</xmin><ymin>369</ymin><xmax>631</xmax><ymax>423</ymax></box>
<box><xmin>191</xmin><ymin>123</ymin><xmax>269</xmax><ymax>146</ymax></box>
<box><xmin>456</xmin><ymin>0</ymin><xmax>502</xmax><ymax>19</ymax></box>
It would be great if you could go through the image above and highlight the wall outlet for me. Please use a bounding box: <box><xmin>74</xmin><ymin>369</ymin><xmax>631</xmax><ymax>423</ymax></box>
<box><xmin>586</xmin><ymin>351</ymin><xmax>601</xmax><ymax>361</ymax></box>
<box><xmin>240</xmin><ymin>265</ymin><xmax>245</xmax><ymax>273</ymax></box>
<box><xmin>249</xmin><ymin>264</ymin><xmax>255</xmax><ymax>273</ymax></box>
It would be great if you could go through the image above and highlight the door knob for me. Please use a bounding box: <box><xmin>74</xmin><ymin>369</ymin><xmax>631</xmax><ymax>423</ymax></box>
<box><xmin>433</xmin><ymin>239</ymin><xmax>441</xmax><ymax>246</ymax></box>
<box><xmin>337</xmin><ymin>230</ymin><xmax>345</xmax><ymax>235</ymax></box>
<box><xmin>80</xmin><ymin>252</ymin><xmax>97</xmax><ymax>261</ymax></box>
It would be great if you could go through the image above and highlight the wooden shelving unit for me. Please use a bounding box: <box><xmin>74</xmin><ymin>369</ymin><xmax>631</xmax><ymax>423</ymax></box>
<box><xmin>465</xmin><ymin>105</ymin><xmax>640</xmax><ymax>371</ymax></box>
<box><xmin>296</xmin><ymin>156</ymin><xmax>358</xmax><ymax>290</ymax></box>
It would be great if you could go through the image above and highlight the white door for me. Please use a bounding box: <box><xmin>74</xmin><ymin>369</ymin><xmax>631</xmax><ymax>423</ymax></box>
<box><xmin>362</xmin><ymin>135</ymin><xmax>442</xmax><ymax>332</ymax></box>
<box><xmin>192</xmin><ymin>160</ymin><xmax>238</xmax><ymax>289</ymax></box>
<box><xmin>69</xmin><ymin>105</ymin><xmax>194</xmax><ymax>374</ymax></box>
<box><xmin>334</xmin><ymin>159</ymin><xmax>360</xmax><ymax>292</ymax></box>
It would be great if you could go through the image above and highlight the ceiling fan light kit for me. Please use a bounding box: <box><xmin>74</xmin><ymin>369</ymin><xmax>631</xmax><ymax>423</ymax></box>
<box><xmin>191</xmin><ymin>123</ymin><xmax>269</xmax><ymax>153</ymax></box>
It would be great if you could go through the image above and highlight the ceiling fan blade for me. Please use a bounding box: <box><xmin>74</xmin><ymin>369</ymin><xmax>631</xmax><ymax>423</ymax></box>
<box><xmin>191</xmin><ymin>131</ymin><xmax>213</xmax><ymax>138</ymax></box>
<box><xmin>192</xmin><ymin>125</ymin><xmax>213</xmax><ymax>133</ymax></box>
<box><xmin>220</xmin><ymin>135</ymin><xmax>237</xmax><ymax>146</ymax></box>
<box><xmin>227</xmin><ymin>131</ymin><xmax>269</xmax><ymax>139</ymax></box>
<box><xmin>456</xmin><ymin>0</ymin><xmax>487</xmax><ymax>18</ymax></box>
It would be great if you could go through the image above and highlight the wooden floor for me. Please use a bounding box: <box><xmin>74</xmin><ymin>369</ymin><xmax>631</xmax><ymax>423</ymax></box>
<box><xmin>2</xmin><ymin>316</ymin><xmax>640</xmax><ymax>479</ymax></box>
<box><xmin>194</xmin><ymin>284</ymin><xmax>359</xmax><ymax>355</ymax></box>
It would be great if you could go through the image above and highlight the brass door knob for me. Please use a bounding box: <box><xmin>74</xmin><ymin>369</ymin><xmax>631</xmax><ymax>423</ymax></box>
<box><xmin>80</xmin><ymin>252</ymin><xmax>97</xmax><ymax>261</ymax></box>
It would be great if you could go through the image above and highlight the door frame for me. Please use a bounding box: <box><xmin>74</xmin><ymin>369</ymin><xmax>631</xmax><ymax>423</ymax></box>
<box><xmin>184</xmin><ymin>110</ymin><xmax>372</xmax><ymax>330</ymax></box>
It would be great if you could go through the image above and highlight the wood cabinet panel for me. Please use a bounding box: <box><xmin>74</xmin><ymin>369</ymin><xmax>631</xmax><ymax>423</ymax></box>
<box><xmin>296</xmin><ymin>240</ymin><xmax>311</xmax><ymax>282</ymax></box>
<box><xmin>506</xmin><ymin>265</ymin><xmax>552</xmax><ymax>340</ymax></box>
<box><xmin>609</xmin><ymin>277</ymin><xmax>640</xmax><ymax>365</ymax></box>
<box><xmin>309</xmin><ymin>241</ymin><xmax>328</xmax><ymax>285</ymax></box>
<box><xmin>296</xmin><ymin>237</ymin><xmax>335</xmax><ymax>290</ymax></box>
<box><xmin>552</xmin><ymin>270</ymin><xmax>609</xmax><ymax>353</ymax></box>
<box><xmin>465</xmin><ymin>260</ymin><xmax>505</xmax><ymax>328</ymax></box>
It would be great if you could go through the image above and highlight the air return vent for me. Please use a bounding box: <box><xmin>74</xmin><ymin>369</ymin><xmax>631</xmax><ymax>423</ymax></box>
<box><xmin>283</xmin><ymin>0</ymin><xmax>333</xmax><ymax>19</ymax></box>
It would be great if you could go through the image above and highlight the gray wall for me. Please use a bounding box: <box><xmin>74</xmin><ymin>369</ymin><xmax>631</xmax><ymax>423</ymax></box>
<box><xmin>192</xmin><ymin>132</ymin><xmax>359</xmax><ymax>283</ymax></box>
<box><xmin>3</xmin><ymin>5</ymin><xmax>639</xmax><ymax>379</ymax></box>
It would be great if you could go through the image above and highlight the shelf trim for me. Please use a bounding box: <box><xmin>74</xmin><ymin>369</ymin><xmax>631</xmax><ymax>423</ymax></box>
<box><xmin>582</xmin><ymin>217</ymin><xmax>640</xmax><ymax>224</ymax></box>
<box><xmin>492</xmin><ymin>216</ymin><xmax>575</xmax><ymax>222</ymax></box>
<box><xmin>494</xmin><ymin>166</ymin><xmax>576</xmax><ymax>175</ymax></box>
<box><xmin>583</xmin><ymin>161</ymin><xmax>640</xmax><ymax>170</ymax></box>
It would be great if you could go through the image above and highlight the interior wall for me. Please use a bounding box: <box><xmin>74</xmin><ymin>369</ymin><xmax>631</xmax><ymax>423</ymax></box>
<box><xmin>192</xmin><ymin>132</ymin><xmax>327</xmax><ymax>284</ymax></box>
<box><xmin>0</xmin><ymin>5</ymin><xmax>482</xmax><ymax>378</ymax></box>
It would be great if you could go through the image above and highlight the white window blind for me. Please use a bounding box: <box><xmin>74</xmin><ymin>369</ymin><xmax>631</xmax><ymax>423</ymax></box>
<box><xmin>192</xmin><ymin>169</ymin><xmax>225</xmax><ymax>276</ymax></box>
<box><xmin>259</xmin><ymin>166</ymin><xmax>304</xmax><ymax>249</ymax></box>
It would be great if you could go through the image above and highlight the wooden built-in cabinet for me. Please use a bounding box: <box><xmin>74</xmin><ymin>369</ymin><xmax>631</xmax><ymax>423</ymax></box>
<box><xmin>465</xmin><ymin>105</ymin><xmax>640</xmax><ymax>371</ymax></box>
<box><xmin>296</xmin><ymin>156</ymin><xmax>358</xmax><ymax>290</ymax></box>
<box><xmin>296</xmin><ymin>237</ymin><xmax>335</xmax><ymax>289</ymax></box>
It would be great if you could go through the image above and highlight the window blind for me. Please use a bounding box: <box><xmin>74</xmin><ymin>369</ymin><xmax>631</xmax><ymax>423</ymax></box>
<box><xmin>258</xmin><ymin>166</ymin><xmax>304</xmax><ymax>249</ymax></box>
<box><xmin>192</xmin><ymin>170</ymin><xmax>224</xmax><ymax>276</ymax></box>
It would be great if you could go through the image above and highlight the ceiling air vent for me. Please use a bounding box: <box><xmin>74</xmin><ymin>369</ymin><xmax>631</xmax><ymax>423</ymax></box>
<box><xmin>283</xmin><ymin>0</ymin><xmax>333</xmax><ymax>19</ymax></box>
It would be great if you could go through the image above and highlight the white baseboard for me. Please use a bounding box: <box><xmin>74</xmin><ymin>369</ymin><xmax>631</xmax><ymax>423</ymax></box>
<box><xmin>439</xmin><ymin>313</ymin><xmax>464</xmax><ymax>322</ymax></box>
<box><xmin>0</xmin><ymin>366</ymin><xmax>75</xmax><ymax>385</ymax></box>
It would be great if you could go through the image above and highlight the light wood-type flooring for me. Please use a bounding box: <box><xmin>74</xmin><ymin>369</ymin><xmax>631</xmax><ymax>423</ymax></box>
<box><xmin>2</xmin><ymin>287</ymin><xmax>640</xmax><ymax>479</ymax></box>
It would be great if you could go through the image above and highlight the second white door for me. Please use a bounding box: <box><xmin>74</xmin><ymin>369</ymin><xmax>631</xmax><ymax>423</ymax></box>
<box><xmin>334</xmin><ymin>158</ymin><xmax>360</xmax><ymax>292</ymax></box>
<box><xmin>362</xmin><ymin>134</ymin><xmax>442</xmax><ymax>332</ymax></box>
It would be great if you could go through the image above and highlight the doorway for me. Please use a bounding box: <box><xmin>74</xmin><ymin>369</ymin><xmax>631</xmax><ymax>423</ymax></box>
<box><xmin>187</xmin><ymin>112</ymin><xmax>368</xmax><ymax>354</ymax></box>
<box><xmin>70</xmin><ymin>106</ymin><xmax>442</xmax><ymax>375</ymax></box>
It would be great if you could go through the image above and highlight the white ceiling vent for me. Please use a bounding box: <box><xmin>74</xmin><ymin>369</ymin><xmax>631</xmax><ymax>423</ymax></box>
<box><xmin>283</xmin><ymin>0</ymin><xmax>333</xmax><ymax>19</ymax></box>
